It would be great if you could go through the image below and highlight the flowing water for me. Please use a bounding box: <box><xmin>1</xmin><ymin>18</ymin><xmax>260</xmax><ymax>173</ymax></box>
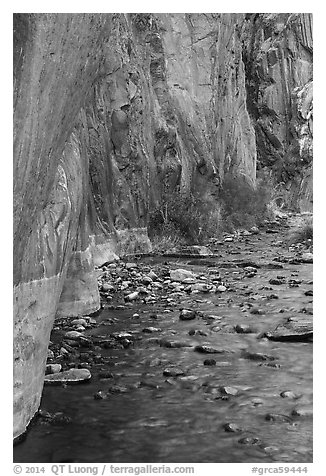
<box><xmin>14</xmin><ymin>222</ymin><xmax>313</xmax><ymax>463</ymax></box>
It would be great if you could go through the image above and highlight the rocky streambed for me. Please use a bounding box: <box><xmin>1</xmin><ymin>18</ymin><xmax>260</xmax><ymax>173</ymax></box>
<box><xmin>14</xmin><ymin>215</ymin><xmax>313</xmax><ymax>463</ymax></box>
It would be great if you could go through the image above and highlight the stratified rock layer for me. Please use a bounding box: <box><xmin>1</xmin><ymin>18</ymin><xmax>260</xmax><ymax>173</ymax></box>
<box><xmin>13</xmin><ymin>13</ymin><xmax>312</xmax><ymax>439</ymax></box>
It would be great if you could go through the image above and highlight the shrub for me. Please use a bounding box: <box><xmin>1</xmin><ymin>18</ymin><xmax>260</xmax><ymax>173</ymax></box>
<box><xmin>219</xmin><ymin>174</ymin><xmax>271</xmax><ymax>231</ymax></box>
<box><xmin>148</xmin><ymin>190</ymin><xmax>222</xmax><ymax>246</ymax></box>
<box><xmin>288</xmin><ymin>215</ymin><xmax>313</xmax><ymax>245</ymax></box>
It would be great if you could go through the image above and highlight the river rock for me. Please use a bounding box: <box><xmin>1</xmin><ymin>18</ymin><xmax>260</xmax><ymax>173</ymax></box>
<box><xmin>291</xmin><ymin>406</ymin><xmax>313</xmax><ymax>417</ymax></box>
<box><xmin>160</xmin><ymin>339</ymin><xmax>192</xmax><ymax>348</ymax></box>
<box><xmin>179</xmin><ymin>309</ymin><xmax>197</xmax><ymax>320</ymax></box>
<box><xmin>203</xmin><ymin>359</ymin><xmax>216</xmax><ymax>366</ymax></box>
<box><xmin>242</xmin><ymin>350</ymin><xmax>277</xmax><ymax>361</ymax></box>
<box><xmin>265</xmin><ymin>413</ymin><xmax>292</xmax><ymax>422</ymax></box>
<box><xmin>163</xmin><ymin>367</ymin><xmax>185</xmax><ymax>377</ymax></box>
<box><xmin>125</xmin><ymin>263</ymin><xmax>137</xmax><ymax>270</ymax></box>
<box><xmin>195</xmin><ymin>345</ymin><xmax>226</xmax><ymax>354</ymax></box>
<box><xmin>44</xmin><ymin>368</ymin><xmax>91</xmax><ymax>385</ymax></box>
<box><xmin>238</xmin><ymin>437</ymin><xmax>261</xmax><ymax>445</ymax></box>
<box><xmin>219</xmin><ymin>386</ymin><xmax>239</xmax><ymax>396</ymax></box>
<box><xmin>64</xmin><ymin>330</ymin><xmax>84</xmax><ymax>340</ymax></box>
<box><xmin>125</xmin><ymin>291</ymin><xmax>139</xmax><ymax>301</ymax></box>
<box><xmin>264</xmin><ymin>320</ymin><xmax>313</xmax><ymax>342</ymax></box>
<box><xmin>191</xmin><ymin>283</ymin><xmax>211</xmax><ymax>293</ymax></box>
<box><xmin>216</xmin><ymin>285</ymin><xmax>227</xmax><ymax>292</ymax></box>
<box><xmin>301</xmin><ymin>252</ymin><xmax>313</xmax><ymax>263</ymax></box>
<box><xmin>234</xmin><ymin>324</ymin><xmax>254</xmax><ymax>334</ymax></box>
<box><xmin>269</xmin><ymin>278</ymin><xmax>285</xmax><ymax>285</ymax></box>
<box><xmin>142</xmin><ymin>327</ymin><xmax>161</xmax><ymax>333</ymax></box>
<box><xmin>45</xmin><ymin>364</ymin><xmax>62</xmax><ymax>375</ymax></box>
<box><xmin>223</xmin><ymin>422</ymin><xmax>242</xmax><ymax>432</ymax></box>
<box><xmin>280</xmin><ymin>390</ymin><xmax>301</xmax><ymax>399</ymax></box>
<box><xmin>71</xmin><ymin>318</ymin><xmax>88</xmax><ymax>326</ymax></box>
<box><xmin>170</xmin><ymin>268</ymin><xmax>197</xmax><ymax>283</ymax></box>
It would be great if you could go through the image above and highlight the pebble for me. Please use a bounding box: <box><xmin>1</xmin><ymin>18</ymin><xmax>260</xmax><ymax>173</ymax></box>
<box><xmin>45</xmin><ymin>364</ymin><xmax>62</xmax><ymax>375</ymax></box>
<box><xmin>179</xmin><ymin>309</ymin><xmax>197</xmax><ymax>321</ymax></box>
<box><xmin>238</xmin><ymin>437</ymin><xmax>261</xmax><ymax>445</ymax></box>
<box><xmin>125</xmin><ymin>292</ymin><xmax>139</xmax><ymax>301</ymax></box>
<box><xmin>163</xmin><ymin>367</ymin><xmax>185</xmax><ymax>377</ymax></box>
<box><xmin>223</xmin><ymin>422</ymin><xmax>242</xmax><ymax>433</ymax></box>
<box><xmin>219</xmin><ymin>386</ymin><xmax>239</xmax><ymax>396</ymax></box>
<box><xmin>71</xmin><ymin>318</ymin><xmax>88</xmax><ymax>326</ymax></box>
<box><xmin>170</xmin><ymin>269</ymin><xmax>196</xmax><ymax>283</ymax></box>
<box><xmin>142</xmin><ymin>327</ymin><xmax>161</xmax><ymax>333</ymax></box>
<box><xmin>280</xmin><ymin>390</ymin><xmax>301</xmax><ymax>399</ymax></box>
<box><xmin>243</xmin><ymin>351</ymin><xmax>277</xmax><ymax>362</ymax></box>
<box><xmin>269</xmin><ymin>278</ymin><xmax>285</xmax><ymax>285</ymax></box>
<box><xmin>291</xmin><ymin>406</ymin><xmax>313</xmax><ymax>418</ymax></box>
<box><xmin>251</xmin><ymin>397</ymin><xmax>264</xmax><ymax>406</ymax></box>
<box><xmin>64</xmin><ymin>331</ymin><xmax>84</xmax><ymax>340</ymax></box>
<box><xmin>265</xmin><ymin>413</ymin><xmax>292</xmax><ymax>423</ymax></box>
<box><xmin>217</xmin><ymin>285</ymin><xmax>227</xmax><ymax>292</ymax></box>
<box><xmin>234</xmin><ymin>324</ymin><xmax>254</xmax><ymax>334</ymax></box>
<box><xmin>203</xmin><ymin>359</ymin><xmax>216</xmax><ymax>366</ymax></box>
<box><xmin>194</xmin><ymin>345</ymin><xmax>226</xmax><ymax>354</ymax></box>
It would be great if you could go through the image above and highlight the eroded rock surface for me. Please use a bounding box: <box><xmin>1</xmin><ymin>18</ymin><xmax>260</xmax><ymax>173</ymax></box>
<box><xmin>13</xmin><ymin>13</ymin><xmax>313</xmax><ymax>439</ymax></box>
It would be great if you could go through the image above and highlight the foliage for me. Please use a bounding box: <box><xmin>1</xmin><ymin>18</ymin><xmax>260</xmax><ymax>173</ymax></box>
<box><xmin>219</xmin><ymin>174</ymin><xmax>271</xmax><ymax>231</ymax></box>
<box><xmin>288</xmin><ymin>215</ymin><xmax>313</xmax><ymax>245</ymax></box>
<box><xmin>148</xmin><ymin>189</ymin><xmax>222</xmax><ymax>246</ymax></box>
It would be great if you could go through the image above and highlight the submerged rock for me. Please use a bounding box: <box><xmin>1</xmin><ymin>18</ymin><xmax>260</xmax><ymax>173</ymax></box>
<box><xmin>264</xmin><ymin>320</ymin><xmax>313</xmax><ymax>342</ymax></box>
<box><xmin>44</xmin><ymin>368</ymin><xmax>91</xmax><ymax>385</ymax></box>
<box><xmin>179</xmin><ymin>309</ymin><xmax>197</xmax><ymax>321</ymax></box>
<box><xmin>223</xmin><ymin>422</ymin><xmax>242</xmax><ymax>433</ymax></box>
<box><xmin>163</xmin><ymin>367</ymin><xmax>185</xmax><ymax>377</ymax></box>
<box><xmin>195</xmin><ymin>345</ymin><xmax>226</xmax><ymax>354</ymax></box>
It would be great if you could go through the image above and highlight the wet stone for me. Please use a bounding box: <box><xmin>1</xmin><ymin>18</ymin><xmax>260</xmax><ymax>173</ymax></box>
<box><xmin>98</xmin><ymin>371</ymin><xmax>114</xmax><ymax>379</ymax></box>
<box><xmin>234</xmin><ymin>324</ymin><xmax>255</xmax><ymax>334</ymax></box>
<box><xmin>291</xmin><ymin>406</ymin><xmax>313</xmax><ymax>418</ymax></box>
<box><xmin>160</xmin><ymin>340</ymin><xmax>192</xmax><ymax>349</ymax></box>
<box><xmin>94</xmin><ymin>390</ymin><xmax>109</xmax><ymax>400</ymax></box>
<box><xmin>219</xmin><ymin>386</ymin><xmax>239</xmax><ymax>396</ymax></box>
<box><xmin>163</xmin><ymin>367</ymin><xmax>185</xmax><ymax>377</ymax></box>
<box><xmin>280</xmin><ymin>390</ymin><xmax>301</xmax><ymax>399</ymax></box>
<box><xmin>238</xmin><ymin>437</ymin><xmax>261</xmax><ymax>445</ymax></box>
<box><xmin>142</xmin><ymin>327</ymin><xmax>161</xmax><ymax>333</ymax></box>
<box><xmin>242</xmin><ymin>351</ymin><xmax>277</xmax><ymax>362</ymax></box>
<box><xmin>64</xmin><ymin>331</ymin><xmax>85</xmax><ymax>340</ymax></box>
<box><xmin>265</xmin><ymin>413</ymin><xmax>292</xmax><ymax>423</ymax></box>
<box><xmin>217</xmin><ymin>285</ymin><xmax>227</xmax><ymax>292</ymax></box>
<box><xmin>194</xmin><ymin>345</ymin><xmax>226</xmax><ymax>354</ymax></box>
<box><xmin>269</xmin><ymin>278</ymin><xmax>285</xmax><ymax>285</ymax></box>
<box><xmin>44</xmin><ymin>368</ymin><xmax>91</xmax><ymax>385</ymax></box>
<box><xmin>179</xmin><ymin>309</ymin><xmax>197</xmax><ymax>321</ymax></box>
<box><xmin>223</xmin><ymin>422</ymin><xmax>242</xmax><ymax>433</ymax></box>
<box><xmin>45</xmin><ymin>364</ymin><xmax>62</xmax><ymax>375</ymax></box>
<box><xmin>203</xmin><ymin>359</ymin><xmax>216</xmax><ymax>366</ymax></box>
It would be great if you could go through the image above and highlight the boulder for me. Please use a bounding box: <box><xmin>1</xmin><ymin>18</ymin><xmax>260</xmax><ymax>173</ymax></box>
<box><xmin>170</xmin><ymin>269</ymin><xmax>197</xmax><ymax>283</ymax></box>
<box><xmin>44</xmin><ymin>368</ymin><xmax>91</xmax><ymax>385</ymax></box>
<box><xmin>264</xmin><ymin>320</ymin><xmax>313</xmax><ymax>342</ymax></box>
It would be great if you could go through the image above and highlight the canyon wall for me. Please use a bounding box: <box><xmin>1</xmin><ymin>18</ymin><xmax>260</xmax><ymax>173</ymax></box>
<box><xmin>243</xmin><ymin>13</ymin><xmax>313</xmax><ymax>210</ymax></box>
<box><xmin>13</xmin><ymin>13</ymin><xmax>312</xmax><ymax>439</ymax></box>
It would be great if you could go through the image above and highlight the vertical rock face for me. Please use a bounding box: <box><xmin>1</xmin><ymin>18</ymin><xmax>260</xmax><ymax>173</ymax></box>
<box><xmin>13</xmin><ymin>13</ymin><xmax>312</xmax><ymax>439</ymax></box>
<box><xmin>13</xmin><ymin>13</ymin><xmax>112</xmax><ymax>439</ymax></box>
<box><xmin>242</xmin><ymin>13</ymin><xmax>313</xmax><ymax>209</ymax></box>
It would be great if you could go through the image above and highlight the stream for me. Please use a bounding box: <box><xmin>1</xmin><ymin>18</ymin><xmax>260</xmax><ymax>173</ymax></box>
<box><xmin>14</xmin><ymin>218</ymin><xmax>313</xmax><ymax>463</ymax></box>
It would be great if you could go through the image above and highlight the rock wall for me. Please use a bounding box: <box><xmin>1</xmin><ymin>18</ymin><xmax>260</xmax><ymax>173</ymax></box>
<box><xmin>242</xmin><ymin>13</ymin><xmax>313</xmax><ymax>210</ymax></box>
<box><xmin>13</xmin><ymin>13</ymin><xmax>312</xmax><ymax>439</ymax></box>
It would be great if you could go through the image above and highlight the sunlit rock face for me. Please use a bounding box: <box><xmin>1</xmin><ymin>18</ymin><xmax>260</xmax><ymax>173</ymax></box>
<box><xmin>13</xmin><ymin>13</ymin><xmax>312</xmax><ymax>439</ymax></box>
<box><xmin>242</xmin><ymin>13</ymin><xmax>313</xmax><ymax>210</ymax></box>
